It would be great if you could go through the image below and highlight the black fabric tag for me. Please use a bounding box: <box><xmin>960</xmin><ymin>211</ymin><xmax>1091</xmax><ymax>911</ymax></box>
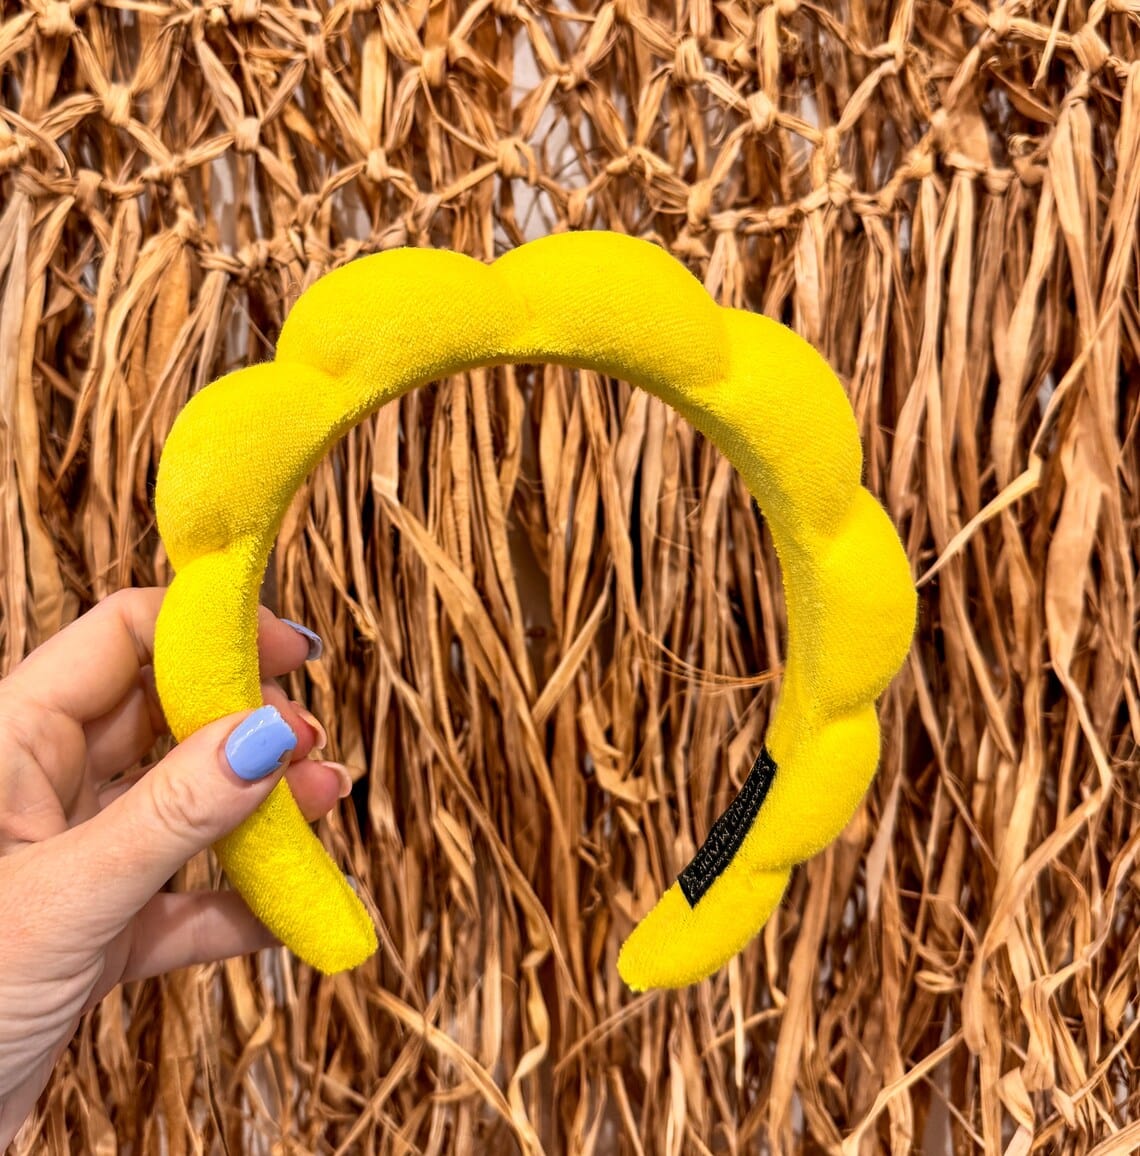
<box><xmin>677</xmin><ymin>746</ymin><xmax>777</xmax><ymax>907</ymax></box>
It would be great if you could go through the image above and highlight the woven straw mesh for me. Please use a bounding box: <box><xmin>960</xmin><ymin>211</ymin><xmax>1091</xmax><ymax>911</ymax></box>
<box><xmin>2</xmin><ymin>0</ymin><xmax>1139</xmax><ymax>1151</ymax></box>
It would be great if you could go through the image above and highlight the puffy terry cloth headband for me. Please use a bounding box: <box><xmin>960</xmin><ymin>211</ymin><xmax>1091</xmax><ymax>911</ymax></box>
<box><xmin>152</xmin><ymin>232</ymin><xmax>916</xmax><ymax>992</ymax></box>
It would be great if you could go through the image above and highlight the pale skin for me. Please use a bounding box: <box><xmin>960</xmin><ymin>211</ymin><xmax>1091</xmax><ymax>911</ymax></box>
<box><xmin>0</xmin><ymin>589</ymin><xmax>352</xmax><ymax>1146</ymax></box>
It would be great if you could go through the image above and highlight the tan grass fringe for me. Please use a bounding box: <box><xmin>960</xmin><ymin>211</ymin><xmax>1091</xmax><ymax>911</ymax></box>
<box><xmin>2</xmin><ymin>0</ymin><xmax>1139</xmax><ymax>1152</ymax></box>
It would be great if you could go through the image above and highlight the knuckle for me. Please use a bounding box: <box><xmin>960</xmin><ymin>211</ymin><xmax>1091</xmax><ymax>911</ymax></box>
<box><xmin>99</xmin><ymin>586</ymin><xmax>139</xmax><ymax>624</ymax></box>
<box><xmin>101</xmin><ymin>587</ymin><xmax>133</xmax><ymax>611</ymax></box>
<box><xmin>148</xmin><ymin>768</ymin><xmax>211</xmax><ymax>843</ymax></box>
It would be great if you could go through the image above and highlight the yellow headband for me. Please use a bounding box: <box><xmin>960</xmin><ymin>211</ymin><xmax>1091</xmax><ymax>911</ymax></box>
<box><xmin>153</xmin><ymin>232</ymin><xmax>915</xmax><ymax>991</ymax></box>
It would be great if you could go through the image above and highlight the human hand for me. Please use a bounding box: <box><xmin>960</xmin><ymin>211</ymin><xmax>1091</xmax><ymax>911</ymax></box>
<box><xmin>0</xmin><ymin>589</ymin><xmax>353</xmax><ymax>1146</ymax></box>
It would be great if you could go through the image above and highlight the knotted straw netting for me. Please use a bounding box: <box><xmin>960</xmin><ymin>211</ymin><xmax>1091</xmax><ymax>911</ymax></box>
<box><xmin>2</xmin><ymin>0</ymin><xmax>1139</xmax><ymax>1151</ymax></box>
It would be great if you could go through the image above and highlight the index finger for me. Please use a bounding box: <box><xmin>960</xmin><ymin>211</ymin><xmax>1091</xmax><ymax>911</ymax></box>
<box><xmin>4</xmin><ymin>588</ymin><xmax>318</xmax><ymax>724</ymax></box>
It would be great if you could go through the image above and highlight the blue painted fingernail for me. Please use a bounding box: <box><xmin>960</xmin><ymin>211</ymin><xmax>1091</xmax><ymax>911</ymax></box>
<box><xmin>225</xmin><ymin>706</ymin><xmax>298</xmax><ymax>782</ymax></box>
<box><xmin>281</xmin><ymin>619</ymin><xmax>323</xmax><ymax>661</ymax></box>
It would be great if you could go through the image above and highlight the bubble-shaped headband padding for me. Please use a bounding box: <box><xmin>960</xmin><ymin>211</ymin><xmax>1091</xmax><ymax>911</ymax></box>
<box><xmin>153</xmin><ymin>232</ymin><xmax>915</xmax><ymax>990</ymax></box>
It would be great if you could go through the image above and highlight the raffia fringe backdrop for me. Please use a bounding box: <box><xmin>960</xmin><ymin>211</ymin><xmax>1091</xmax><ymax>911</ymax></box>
<box><xmin>2</xmin><ymin>0</ymin><xmax>1139</xmax><ymax>1152</ymax></box>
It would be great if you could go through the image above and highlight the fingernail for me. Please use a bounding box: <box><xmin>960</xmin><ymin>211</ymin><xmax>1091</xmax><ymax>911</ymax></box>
<box><xmin>320</xmin><ymin>761</ymin><xmax>355</xmax><ymax>799</ymax></box>
<box><xmin>225</xmin><ymin>706</ymin><xmax>298</xmax><ymax>782</ymax></box>
<box><xmin>281</xmin><ymin>619</ymin><xmax>323</xmax><ymax>661</ymax></box>
<box><xmin>297</xmin><ymin>708</ymin><xmax>328</xmax><ymax>752</ymax></box>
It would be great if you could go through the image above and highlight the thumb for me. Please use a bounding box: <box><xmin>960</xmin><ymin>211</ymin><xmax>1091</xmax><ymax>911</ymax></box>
<box><xmin>59</xmin><ymin>705</ymin><xmax>299</xmax><ymax>936</ymax></box>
